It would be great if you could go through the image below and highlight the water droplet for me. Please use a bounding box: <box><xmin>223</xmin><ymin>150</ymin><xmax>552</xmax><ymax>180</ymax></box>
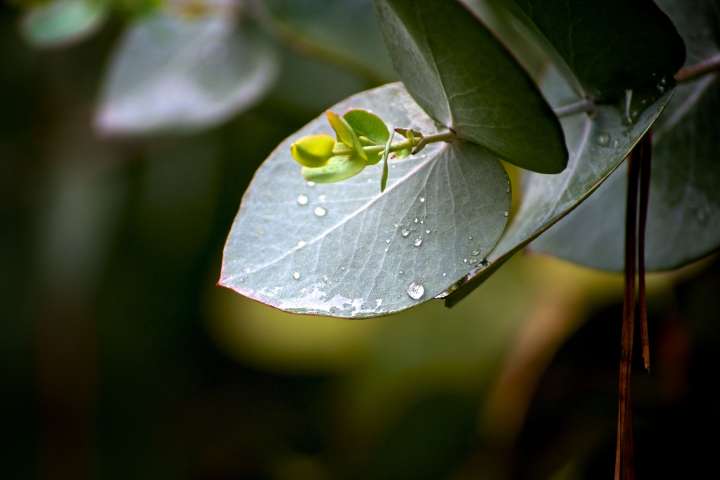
<box><xmin>420</xmin><ymin>219</ymin><xmax>424</xmax><ymax>224</ymax></box>
<box><xmin>413</xmin><ymin>217</ymin><xmax>419</xmax><ymax>224</ymax></box>
<box><xmin>471</xmin><ymin>249</ymin><xmax>481</xmax><ymax>256</ymax></box>
<box><xmin>296</xmin><ymin>240</ymin><xmax>306</xmax><ymax>248</ymax></box>
<box><xmin>613</xmin><ymin>139</ymin><xmax>620</xmax><ymax>148</ymax></box>
<box><xmin>306</xmin><ymin>181</ymin><xmax>316</xmax><ymax>187</ymax></box>
<box><xmin>296</xmin><ymin>194</ymin><xmax>309</xmax><ymax>206</ymax></box>
<box><xmin>425</xmin><ymin>229</ymin><xmax>431</xmax><ymax>234</ymax></box>
<box><xmin>468</xmin><ymin>235</ymin><xmax>473</xmax><ymax>241</ymax></box>
<box><xmin>314</xmin><ymin>206</ymin><xmax>327</xmax><ymax>217</ymax></box>
<box><xmin>463</xmin><ymin>258</ymin><xmax>468</xmax><ymax>264</ymax></box>
<box><xmin>503</xmin><ymin>211</ymin><xmax>509</xmax><ymax>217</ymax></box>
<box><xmin>401</xmin><ymin>229</ymin><xmax>411</xmax><ymax>238</ymax></box>
<box><xmin>442</xmin><ymin>272</ymin><xmax>447</xmax><ymax>277</ymax></box>
<box><xmin>399</xmin><ymin>270</ymin><xmax>404</xmax><ymax>276</ymax></box>
<box><xmin>596</xmin><ymin>133</ymin><xmax>610</xmax><ymax>146</ymax></box>
<box><xmin>292</xmin><ymin>272</ymin><xmax>301</xmax><ymax>280</ymax></box>
<box><xmin>406</xmin><ymin>281</ymin><xmax>425</xmax><ymax>300</ymax></box>
<box><xmin>384</xmin><ymin>247</ymin><xmax>389</xmax><ymax>253</ymax></box>
<box><xmin>385</xmin><ymin>239</ymin><xmax>391</xmax><ymax>244</ymax></box>
<box><xmin>419</xmin><ymin>197</ymin><xmax>425</xmax><ymax>203</ymax></box>
<box><xmin>413</xmin><ymin>237</ymin><xmax>423</xmax><ymax>247</ymax></box>
<box><xmin>318</xmin><ymin>194</ymin><xmax>327</xmax><ymax>203</ymax></box>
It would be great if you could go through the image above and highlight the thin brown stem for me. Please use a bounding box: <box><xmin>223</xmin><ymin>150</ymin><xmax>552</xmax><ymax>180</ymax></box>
<box><xmin>675</xmin><ymin>53</ymin><xmax>720</xmax><ymax>84</ymax></box>
<box><xmin>637</xmin><ymin>133</ymin><xmax>653</xmax><ymax>371</ymax></box>
<box><xmin>615</xmin><ymin>144</ymin><xmax>641</xmax><ymax>480</ymax></box>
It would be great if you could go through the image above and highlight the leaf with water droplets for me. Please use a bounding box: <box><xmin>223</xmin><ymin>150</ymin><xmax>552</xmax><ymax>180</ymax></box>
<box><xmin>445</xmin><ymin>64</ymin><xmax>673</xmax><ymax>307</ymax></box>
<box><xmin>530</xmin><ymin>0</ymin><xmax>720</xmax><ymax>271</ymax></box>
<box><xmin>221</xmin><ymin>83</ymin><xmax>510</xmax><ymax>317</ymax></box>
<box><xmin>375</xmin><ymin>0</ymin><xmax>567</xmax><ymax>173</ymax></box>
<box><xmin>95</xmin><ymin>11</ymin><xmax>278</xmax><ymax>135</ymax></box>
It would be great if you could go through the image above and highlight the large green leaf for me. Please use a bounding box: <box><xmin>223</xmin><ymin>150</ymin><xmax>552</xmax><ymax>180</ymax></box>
<box><xmin>444</xmin><ymin>66</ymin><xmax>672</xmax><ymax>307</ymax></box>
<box><xmin>530</xmin><ymin>0</ymin><xmax>720</xmax><ymax>272</ymax></box>
<box><xmin>374</xmin><ymin>0</ymin><xmax>567</xmax><ymax>173</ymax></box>
<box><xmin>95</xmin><ymin>10</ymin><xmax>278</xmax><ymax>135</ymax></box>
<box><xmin>21</xmin><ymin>0</ymin><xmax>107</xmax><ymax>48</ymax></box>
<box><xmin>220</xmin><ymin>83</ymin><xmax>510</xmax><ymax>318</ymax></box>
<box><xmin>509</xmin><ymin>0</ymin><xmax>685</xmax><ymax>100</ymax></box>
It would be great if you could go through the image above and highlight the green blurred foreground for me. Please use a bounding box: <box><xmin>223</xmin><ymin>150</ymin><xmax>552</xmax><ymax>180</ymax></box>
<box><xmin>2</xmin><ymin>6</ymin><xmax>719</xmax><ymax>480</ymax></box>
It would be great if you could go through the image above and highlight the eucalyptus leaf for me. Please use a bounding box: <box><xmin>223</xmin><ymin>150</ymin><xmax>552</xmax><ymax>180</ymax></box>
<box><xmin>21</xmin><ymin>0</ymin><xmax>107</xmax><ymax>48</ymax></box>
<box><xmin>221</xmin><ymin>83</ymin><xmax>510</xmax><ymax>318</ymax></box>
<box><xmin>344</xmin><ymin>109</ymin><xmax>390</xmax><ymax>164</ymax></box>
<box><xmin>301</xmin><ymin>154</ymin><xmax>366</xmax><ymax>184</ymax></box>
<box><xmin>95</xmin><ymin>11</ymin><xmax>278</xmax><ymax>135</ymax></box>
<box><xmin>508</xmin><ymin>0</ymin><xmax>685</xmax><ymax>101</ymax></box>
<box><xmin>530</xmin><ymin>0</ymin><xmax>720</xmax><ymax>272</ymax></box>
<box><xmin>444</xmin><ymin>66</ymin><xmax>672</xmax><ymax>307</ymax></box>
<box><xmin>374</xmin><ymin>0</ymin><xmax>567</xmax><ymax>173</ymax></box>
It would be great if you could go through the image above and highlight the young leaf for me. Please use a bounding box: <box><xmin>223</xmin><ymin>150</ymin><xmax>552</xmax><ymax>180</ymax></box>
<box><xmin>220</xmin><ymin>83</ymin><xmax>510</xmax><ymax>318</ymax></box>
<box><xmin>326</xmin><ymin>111</ymin><xmax>368</xmax><ymax>162</ymax></box>
<box><xmin>21</xmin><ymin>0</ymin><xmax>107</xmax><ymax>48</ymax></box>
<box><xmin>380</xmin><ymin>130</ymin><xmax>395</xmax><ymax>192</ymax></box>
<box><xmin>444</xmin><ymin>65</ymin><xmax>673</xmax><ymax>307</ymax></box>
<box><xmin>302</xmin><ymin>155</ymin><xmax>366</xmax><ymax>183</ymax></box>
<box><xmin>96</xmin><ymin>11</ymin><xmax>278</xmax><ymax>135</ymax></box>
<box><xmin>343</xmin><ymin>109</ymin><xmax>390</xmax><ymax>145</ymax></box>
<box><xmin>374</xmin><ymin>0</ymin><xmax>567</xmax><ymax>173</ymax></box>
<box><xmin>291</xmin><ymin>134</ymin><xmax>336</xmax><ymax>167</ymax></box>
<box><xmin>530</xmin><ymin>0</ymin><xmax>720</xmax><ymax>272</ymax></box>
<box><xmin>344</xmin><ymin>109</ymin><xmax>390</xmax><ymax>164</ymax></box>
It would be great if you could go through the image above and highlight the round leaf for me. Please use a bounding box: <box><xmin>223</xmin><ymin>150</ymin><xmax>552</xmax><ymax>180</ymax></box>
<box><xmin>95</xmin><ymin>12</ymin><xmax>278</xmax><ymax>135</ymax></box>
<box><xmin>220</xmin><ymin>83</ymin><xmax>511</xmax><ymax>317</ymax></box>
<box><xmin>529</xmin><ymin>0</ymin><xmax>720</xmax><ymax>271</ymax></box>
<box><xmin>375</xmin><ymin>0</ymin><xmax>567</xmax><ymax>173</ymax></box>
<box><xmin>444</xmin><ymin>65</ymin><xmax>672</xmax><ymax>307</ymax></box>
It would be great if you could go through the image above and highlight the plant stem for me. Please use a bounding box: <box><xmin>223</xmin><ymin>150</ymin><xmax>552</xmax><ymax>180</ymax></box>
<box><xmin>675</xmin><ymin>53</ymin><xmax>720</xmax><ymax>84</ymax></box>
<box><xmin>637</xmin><ymin>132</ymin><xmax>652</xmax><ymax>371</ymax></box>
<box><xmin>333</xmin><ymin>131</ymin><xmax>455</xmax><ymax>156</ymax></box>
<box><xmin>615</xmin><ymin>143</ymin><xmax>641</xmax><ymax>480</ymax></box>
<box><xmin>553</xmin><ymin>98</ymin><xmax>595</xmax><ymax>117</ymax></box>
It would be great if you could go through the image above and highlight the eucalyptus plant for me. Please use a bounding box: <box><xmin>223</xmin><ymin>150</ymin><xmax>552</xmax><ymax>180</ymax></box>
<box><xmin>216</xmin><ymin>1</ymin><xmax>717</xmax><ymax>478</ymax></box>
<box><xmin>17</xmin><ymin>0</ymin><xmax>720</xmax><ymax>478</ymax></box>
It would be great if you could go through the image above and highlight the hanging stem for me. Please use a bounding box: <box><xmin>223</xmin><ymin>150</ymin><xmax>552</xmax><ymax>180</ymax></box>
<box><xmin>675</xmin><ymin>53</ymin><xmax>720</xmax><ymax>84</ymax></box>
<box><xmin>615</xmin><ymin>140</ymin><xmax>642</xmax><ymax>480</ymax></box>
<box><xmin>637</xmin><ymin>132</ymin><xmax>653</xmax><ymax>371</ymax></box>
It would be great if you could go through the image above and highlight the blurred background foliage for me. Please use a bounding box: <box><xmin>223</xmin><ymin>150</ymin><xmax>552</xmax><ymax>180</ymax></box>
<box><xmin>2</xmin><ymin>1</ymin><xmax>719</xmax><ymax>479</ymax></box>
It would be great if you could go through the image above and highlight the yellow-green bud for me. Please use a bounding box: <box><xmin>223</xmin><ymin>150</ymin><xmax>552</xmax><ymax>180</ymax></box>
<box><xmin>290</xmin><ymin>134</ymin><xmax>336</xmax><ymax>167</ymax></box>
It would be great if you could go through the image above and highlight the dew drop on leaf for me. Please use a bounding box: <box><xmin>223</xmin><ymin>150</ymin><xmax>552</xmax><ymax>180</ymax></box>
<box><xmin>292</xmin><ymin>271</ymin><xmax>301</xmax><ymax>280</ymax></box>
<box><xmin>596</xmin><ymin>133</ymin><xmax>610</xmax><ymax>146</ymax></box>
<box><xmin>413</xmin><ymin>237</ymin><xmax>423</xmax><ymax>247</ymax></box>
<box><xmin>401</xmin><ymin>229</ymin><xmax>410</xmax><ymax>238</ymax></box>
<box><xmin>314</xmin><ymin>206</ymin><xmax>327</xmax><ymax>217</ymax></box>
<box><xmin>406</xmin><ymin>281</ymin><xmax>425</xmax><ymax>300</ymax></box>
<box><xmin>297</xmin><ymin>194</ymin><xmax>309</xmax><ymax>206</ymax></box>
